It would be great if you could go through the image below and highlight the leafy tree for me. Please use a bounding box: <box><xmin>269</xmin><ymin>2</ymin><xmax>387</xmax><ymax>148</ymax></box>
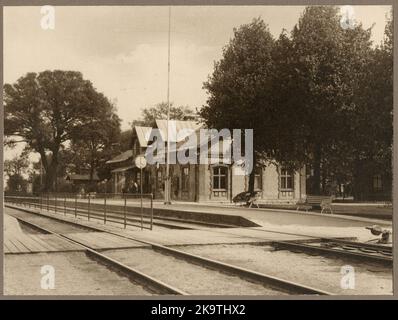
<box><xmin>6</xmin><ymin>175</ymin><xmax>29</xmax><ymax>194</ymax></box>
<box><xmin>68</xmin><ymin>99</ymin><xmax>121</xmax><ymax>186</ymax></box>
<box><xmin>284</xmin><ymin>6</ymin><xmax>352</xmax><ymax>194</ymax></box>
<box><xmin>348</xmin><ymin>11</ymin><xmax>393</xmax><ymax>199</ymax></box>
<box><xmin>4</xmin><ymin>153</ymin><xmax>29</xmax><ymax>193</ymax></box>
<box><xmin>200</xmin><ymin>7</ymin><xmax>391</xmax><ymax>198</ymax></box>
<box><xmin>4</xmin><ymin>70</ymin><xmax>120</xmax><ymax>191</ymax></box>
<box><xmin>272</xmin><ymin>6</ymin><xmax>378</xmax><ymax>195</ymax></box>
<box><xmin>119</xmin><ymin>129</ymin><xmax>133</xmax><ymax>151</ymax></box>
<box><xmin>200</xmin><ymin>18</ymin><xmax>276</xmax><ymax>193</ymax></box>
<box><xmin>134</xmin><ymin>102</ymin><xmax>196</xmax><ymax>127</ymax></box>
<box><xmin>4</xmin><ymin>154</ymin><xmax>29</xmax><ymax>177</ymax></box>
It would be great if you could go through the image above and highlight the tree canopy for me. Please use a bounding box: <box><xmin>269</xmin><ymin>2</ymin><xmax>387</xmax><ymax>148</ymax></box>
<box><xmin>200</xmin><ymin>18</ymin><xmax>276</xmax><ymax>191</ymax></box>
<box><xmin>133</xmin><ymin>102</ymin><xmax>197</xmax><ymax>127</ymax></box>
<box><xmin>200</xmin><ymin>6</ymin><xmax>393</xmax><ymax>196</ymax></box>
<box><xmin>4</xmin><ymin>153</ymin><xmax>30</xmax><ymax>193</ymax></box>
<box><xmin>4</xmin><ymin>70</ymin><xmax>121</xmax><ymax>191</ymax></box>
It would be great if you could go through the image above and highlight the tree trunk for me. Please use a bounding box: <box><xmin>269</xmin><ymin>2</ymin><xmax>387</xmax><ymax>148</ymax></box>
<box><xmin>43</xmin><ymin>151</ymin><xmax>59</xmax><ymax>192</ymax></box>
<box><xmin>44</xmin><ymin>164</ymin><xmax>56</xmax><ymax>192</ymax></box>
<box><xmin>248</xmin><ymin>152</ymin><xmax>257</xmax><ymax>194</ymax></box>
<box><xmin>312</xmin><ymin>145</ymin><xmax>321</xmax><ymax>195</ymax></box>
<box><xmin>89</xmin><ymin>160</ymin><xmax>95</xmax><ymax>192</ymax></box>
<box><xmin>352</xmin><ymin>159</ymin><xmax>363</xmax><ymax>201</ymax></box>
<box><xmin>38</xmin><ymin>148</ymin><xmax>49</xmax><ymax>192</ymax></box>
<box><xmin>321</xmin><ymin>166</ymin><xmax>327</xmax><ymax>194</ymax></box>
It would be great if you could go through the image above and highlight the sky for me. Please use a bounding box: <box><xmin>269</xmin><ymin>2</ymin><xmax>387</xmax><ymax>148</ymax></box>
<box><xmin>3</xmin><ymin>5</ymin><xmax>392</xmax><ymax>161</ymax></box>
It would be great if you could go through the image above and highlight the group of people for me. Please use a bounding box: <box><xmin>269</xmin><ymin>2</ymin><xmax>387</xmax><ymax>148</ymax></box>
<box><xmin>122</xmin><ymin>180</ymin><xmax>140</xmax><ymax>194</ymax></box>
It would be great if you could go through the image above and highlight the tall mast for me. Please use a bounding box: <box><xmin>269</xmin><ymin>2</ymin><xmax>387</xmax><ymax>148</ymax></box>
<box><xmin>165</xmin><ymin>6</ymin><xmax>171</xmax><ymax>205</ymax></box>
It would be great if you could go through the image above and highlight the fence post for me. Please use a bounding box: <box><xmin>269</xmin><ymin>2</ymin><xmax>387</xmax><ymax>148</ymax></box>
<box><xmin>140</xmin><ymin>169</ymin><xmax>143</xmax><ymax>230</ymax></box>
<box><xmin>87</xmin><ymin>193</ymin><xmax>91</xmax><ymax>221</ymax></box>
<box><xmin>150</xmin><ymin>194</ymin><xmax>153</xmax><ymax>230</ymax></box>
<box><xmin>104</xmin><ymin>192</ymin><xmax>107</xmax><ymax>224</ymax></box>
<box><xmin>123</xmin><ymin>195</ymin><xmax>127</xmax><ymax>229</ymax></box>
<box><xmin>54</xmin><ymin>193</ymin><xmax>57</xmax><ymax>214</ymax></box>
<box><xmin>140</xmin><ymin>192</ymin><xmax>143</xmax><ymax>230</ymax></box>
<box><xmin>47</xmin><ymin>194</ymin><xmax>49</xmax><ymax>212</ymax></box>
<box><xmin>75</xmin><ymin>194</ymin><xmax>77</xmax><ymax>218</ymax></box>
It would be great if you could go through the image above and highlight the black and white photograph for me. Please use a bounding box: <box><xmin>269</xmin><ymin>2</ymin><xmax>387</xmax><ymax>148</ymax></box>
<box><xmin>1</xmin><ymin>3</ymin><xmax>394</xmax><ymax>299</ymax></box>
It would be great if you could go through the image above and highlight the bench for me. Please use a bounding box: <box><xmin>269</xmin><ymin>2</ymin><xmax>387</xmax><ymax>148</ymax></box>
<box><xmin>233</xmin><ymin>191</ymin><xmax>260</xmax><ymax>208</ymax></box>
<box><xmin>296</xmin><ymin>195</ymin><xmax>333</xmax><ymax>214</ymax></box>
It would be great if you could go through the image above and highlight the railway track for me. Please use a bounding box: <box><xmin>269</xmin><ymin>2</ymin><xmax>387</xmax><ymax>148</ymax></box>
<box><xmin>271</xmin><ymin>239</ymin><xmax>392</xmax><ymax>266</ymax></box>
<box><xmin>7</xmin><ymin>211</ymin><xmax>186</xmax><ymax>295</ymax></box>
<box><xmin>5</xmin><ymin>205</ymin><xmax>332</xmax><ymax>295</ymax></box>
<box><xmin>7</xmin><ymin>200</ymin><xmax>393</xmax><ymax>267</ymax></box>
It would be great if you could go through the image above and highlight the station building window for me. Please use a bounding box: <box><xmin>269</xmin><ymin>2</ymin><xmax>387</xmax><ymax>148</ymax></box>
<box><xmin>212</xmin><ymin>166</ymin><xmax>228</xmax><ymax>197</ymax></box>
<box><xmin>280</xmin><ymin>168</ymin><xmax>294</xmax><ymax>190</ymax></box>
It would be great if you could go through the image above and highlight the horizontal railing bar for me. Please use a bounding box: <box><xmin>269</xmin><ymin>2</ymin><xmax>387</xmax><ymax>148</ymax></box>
<box><xmin>5</xmin><ymin>192</ymin><xmax>154</xmax><ymax>231</ymax></box>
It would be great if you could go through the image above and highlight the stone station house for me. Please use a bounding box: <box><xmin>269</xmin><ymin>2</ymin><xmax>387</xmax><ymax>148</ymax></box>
<box><xmin>106</xmin><ymin>120</ymin><xmax>307</xmax><ymax>204</ymax></box>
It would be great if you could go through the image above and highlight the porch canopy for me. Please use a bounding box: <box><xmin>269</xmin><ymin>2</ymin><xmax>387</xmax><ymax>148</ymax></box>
<box><xmin>111</xmin><ymin>165</ymin><xmax>135</xmax><ymax>173</ymax></box>
<box><xmin>106</xmin><ymin>150</ymin><xmax>133</xmax><ymax>165</ymax></box>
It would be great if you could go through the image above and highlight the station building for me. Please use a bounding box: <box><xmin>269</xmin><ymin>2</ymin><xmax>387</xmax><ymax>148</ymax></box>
<box><xmin>106</xmin><ymin>120</ymin><xmax>306</xmax><ymax>204</ymax></box>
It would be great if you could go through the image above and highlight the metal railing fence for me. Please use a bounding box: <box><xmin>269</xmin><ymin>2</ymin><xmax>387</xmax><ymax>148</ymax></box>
<box><xmin>4</xmin><ymin>192</ymin><xmax>154</xmax><ymax>230</ymax></box>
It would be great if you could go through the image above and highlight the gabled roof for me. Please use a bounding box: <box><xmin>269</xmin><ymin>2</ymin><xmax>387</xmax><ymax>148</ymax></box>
<box><xmin>134</xmin><ymin>126</ymin><xmax>152</xmax><ymax>147</ymax></box>
<box><xmin>155</xmin><ymin>119</ymin><xmax>202</xmax><ymax>143</ymax></box>
<box><xmin>174</xmin><ymin>125</ymin><xmax>233</xmax><ymax>150</ymax></box>
<box><xmin>106</xmin><ymin>150</ymin><xmax>133</xmax><ymax>164</ymax></box>
<box><xmin>107</xmin><ymin>120</ymin><xmax>203</xmax><ymax>165</ymax></box>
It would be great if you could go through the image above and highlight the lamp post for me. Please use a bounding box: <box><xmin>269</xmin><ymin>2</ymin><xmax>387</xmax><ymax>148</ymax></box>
<box><xmin>135</xmin><ymin>156</ymin><xmax>147</xmax><ymax>229</ymax></box>
<box><xmin>164</xmin><ymin>5</ymin><xmax>172</xmax><ymax>205</ymax></box>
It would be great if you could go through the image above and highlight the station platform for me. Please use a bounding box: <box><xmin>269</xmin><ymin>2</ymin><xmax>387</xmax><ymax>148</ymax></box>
<box><xmin>5</xmin><ymin>203</ymin><xmax>389</xmax><ymax>246</ymax></box>
<box><xmin>4</xmin><ymin>210</ymin><xmax>149</xmax><ymax>253</ymax></box>
<box><xmin>80</xmin><ymin>198</ymin><xmax>392</xmax><ymax>242</ymax></box>
<box><xmin>85</xmin><ymin>198</ymin><xmax>391</xmax><ymax>225</ymax></box>
<box><xmin>5</xmin><ymin>206</ymin><xmax>313</xmax><ymax>247</ymax></box>
<box><xmin>4</xmin><ymin>215</ymin><xmax>83</xmax><ymax>254</ymax></box>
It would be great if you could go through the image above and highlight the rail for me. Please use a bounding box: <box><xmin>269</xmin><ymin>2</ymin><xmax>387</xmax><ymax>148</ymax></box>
<box><xmin>8</xmin><ymin>205</ymin><xmax>331</xmax><ymax>295</ymax></box>
<box><xmin>4</xmin><ymin>192</ymin><xmax>154</xmax><ymax>230</ymax></box>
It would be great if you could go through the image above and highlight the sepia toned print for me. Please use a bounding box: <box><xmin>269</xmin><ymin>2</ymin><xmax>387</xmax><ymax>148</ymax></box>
<box><xmin>2</xmin><ymin>5</ymin><xmax>393</xmax><ymax>297</ymax></box>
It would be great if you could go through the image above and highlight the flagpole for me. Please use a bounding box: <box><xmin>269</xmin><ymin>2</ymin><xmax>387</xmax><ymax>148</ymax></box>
<box><xmin>165</xmin><ymin>6</ymin><xmax>171</xmax><ymax>205</ymax></box>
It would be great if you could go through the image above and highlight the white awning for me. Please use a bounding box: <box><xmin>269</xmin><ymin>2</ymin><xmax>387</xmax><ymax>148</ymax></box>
<box><xmin>111</xmin><ymin>165</ymin><xmax>135</xmax><ymax>173</ymax></box>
